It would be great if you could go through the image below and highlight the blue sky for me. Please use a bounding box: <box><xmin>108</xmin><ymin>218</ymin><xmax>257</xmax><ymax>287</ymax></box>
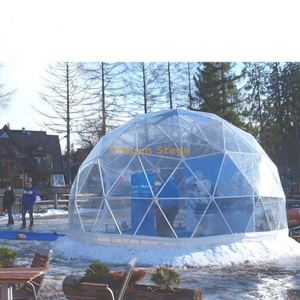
<box><xmin>0</xmin><ymin>62</ymin><xmax>63</xmax><ymax>143</ymax></box>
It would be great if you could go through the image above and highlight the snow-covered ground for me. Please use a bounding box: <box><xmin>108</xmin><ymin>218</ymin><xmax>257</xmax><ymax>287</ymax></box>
<box><xmin>1</xmin><ymin>210</ymin><xmax>300</xmax><ymax>299</ymax></box>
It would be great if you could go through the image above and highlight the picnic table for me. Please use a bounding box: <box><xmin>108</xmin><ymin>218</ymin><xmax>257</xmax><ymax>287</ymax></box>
<box><xmin>0</xmin><ymin>267</ymin><xmax>50</xmax><ymax>300</ymax></box>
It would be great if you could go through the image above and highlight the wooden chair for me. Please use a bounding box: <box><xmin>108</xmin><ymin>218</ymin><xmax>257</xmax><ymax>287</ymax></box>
<box><xmin>66</xmin><ymin>257</ymin><xmax>137</xmax><ymax>300</ymax></box>
<box><xmin>0</xmin><ymin>247</ymin><xmax>52</xmax><ymax>300</ymax></box>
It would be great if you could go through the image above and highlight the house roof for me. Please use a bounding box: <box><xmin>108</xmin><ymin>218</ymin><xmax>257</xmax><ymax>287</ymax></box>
<box><xmin>0</xmin><ymin>126</ymin><xmax>64</xmax><ymax>174</ymax></box>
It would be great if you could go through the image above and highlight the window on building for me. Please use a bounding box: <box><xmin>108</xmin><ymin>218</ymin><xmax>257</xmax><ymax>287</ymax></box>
<box><xmin>1</xmin><ymin>148</ymin><xmax>8</xmax><ymax>154</ymax></box>
<box><xmin>52</xmin><ymin>174</ymin><xmax>65</xmax><ymax>187</ymax></box>
<box><xmin>37</xmin><ymin>158</ymin><xmax>43</xmax><ymax>165</ymax></box>
<box><xmin>0</xmin><ymin>132</ymin><xmax>9</xmax><ymax>138</ymax></box>
<box><xmin>47</xmin><ymin>154</ymin><xmax>53</xmax><ymax>169</ymax></box>
<box><xmin>10</xmin><ymin>146</ymin><xmax>20</xmax><ymax>155</ymax></box>
<box><xmin>0</xmin><ymin>159</ymin><xmax>24</xmax><ymax>188</ymax></box>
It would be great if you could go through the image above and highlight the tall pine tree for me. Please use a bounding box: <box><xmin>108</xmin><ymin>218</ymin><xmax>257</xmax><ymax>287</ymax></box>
<box><xmin>244</xmin><ymin>62</ymin><xmax>272</xmax><ymax>149</ymax></box>
<box><xmin>193</xmin><ymin>62</ymin><xmax>244</xmax><ymax>126</ymax></box>
<box><xmin>267</xmin><ymin>62</ymin><xmax>288</xmax><ymax>184</ymax></box>
<box><xmin>281</xmin><ymin>63</ymin><xmax>300</xmax><ymax>176</ymax></box>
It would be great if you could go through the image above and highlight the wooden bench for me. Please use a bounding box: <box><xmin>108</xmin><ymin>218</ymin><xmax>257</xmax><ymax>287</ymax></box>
<box><xmin>0</xmin><ymin>247</ymin><xmax>52</xmax><ymax>300</ymax></box>
<box><xmin>65</xmin><ymin>257</ymin><xmax>137</xmax><ymax>300</ymax></box>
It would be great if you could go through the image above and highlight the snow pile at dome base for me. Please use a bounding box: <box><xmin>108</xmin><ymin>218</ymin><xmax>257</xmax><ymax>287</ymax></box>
<box><xmin>53</xmin><ymin>230</ymin><xmax>300</xmax><ymax>267</ymax></box>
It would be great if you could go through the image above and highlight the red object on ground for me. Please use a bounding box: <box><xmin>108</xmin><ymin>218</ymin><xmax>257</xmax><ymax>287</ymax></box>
<box><xmin>2</xmin><ymin>208</ymin><xmax>6</xmax><ymax>215</ymax></box>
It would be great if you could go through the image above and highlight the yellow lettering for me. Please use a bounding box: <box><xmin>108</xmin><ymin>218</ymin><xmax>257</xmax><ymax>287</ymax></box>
<box><xmin>131</xmin><ymin>148</ymin><xmax>137</xmax><ymax>156</ymax></box>
<box><xmin>157</xmin><ymin>146</ymin><xmax>163</xmax><ymax>154</ymax></box>
<box><xmin>145</xmin><ymin>148</ymin><xmax>152</xmax><ymax>154</ymax></box>
<box><xmin>118</xmin><ymin>148</ymin><xmax>123</xmax><ymax>154</ymax></box>
<box><xmin>110</xmin><ymin>146</ymin><xmax>117</xmax><ymax>154</ymax></box>
<box><xmin>124</xmin><ymin>148</ymin><xmax>130</xmax><ymax>154</ymax></box>
<box><xmin>176</xmin><ymin>148</ymin><xmax>183</xmax><ymax>156</ymax></box>
<box><xmin>164</xmin><ymin>146</ymin><xmax>168</xmax><ymax>154</ymax></box>
<box><xmin>138</xmin><ymin>148</ymin><xmax>144</xmax><ymax>154</ymax></box>
<box><xmin>184</xmin><ymin>148</ymin><xmax>190</xmax><ymax>154</ymax></box>
<box><xmin>169</xmin><ymin>148</ymin><xmax>175</xmax><ymax>154</ymax></box>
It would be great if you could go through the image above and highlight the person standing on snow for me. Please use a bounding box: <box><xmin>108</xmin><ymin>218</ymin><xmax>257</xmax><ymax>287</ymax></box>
<box><xmin>3</xmin><ymin>185</ymin><xmax>16</xmax><ymax>226</ymax></box>
<box><xmin>156</xmin><ymin>174</ymin><xmax>180</xmax><ymax>237</ymax></box>
<box><xmin>20</xmin><ymin>181</ymin><xmax>37</xmax><ymax>230</ymax></box>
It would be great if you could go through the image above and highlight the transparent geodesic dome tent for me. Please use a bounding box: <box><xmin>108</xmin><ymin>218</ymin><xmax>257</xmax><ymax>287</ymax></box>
<box><xmin>68</xmin><ymin>109</ymin><xmax>287</xmax><ymax>245</ymax></box>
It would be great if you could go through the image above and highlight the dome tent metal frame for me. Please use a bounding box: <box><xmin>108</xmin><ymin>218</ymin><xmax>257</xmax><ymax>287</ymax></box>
<box><xmin>68</xmin><ymin>109</ymin><xmax>287</xmax><ymax>246</ymax></box>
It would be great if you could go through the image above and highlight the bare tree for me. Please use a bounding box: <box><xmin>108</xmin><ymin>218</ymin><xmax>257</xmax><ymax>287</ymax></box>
<box><xmin>160</xmin><ymin>62</ymin><xmax>197</xmax><ymax>109</ymax></box>
<box><xmin>125</xmin><ymin>62</ymin><xmax>166</xmax><ymax>115</ymax></box>
<box><xmin>0</xmin><ymin>63</ymin><xmax>16</xmax><ymax>110</ymax></box>
<box><xmin>36</xmin><ymin>62</ymin><xmax>88</xmax><ymax>185</ymax></box>
<box><xmin>176</xmin><ymin>62</ymin><xmax>198</xmax><ymax>109</ymax></box>
<box><xmin>77</xmin><ymin>62</ymin><xmax>128</xmax><ymax>147</ymax></box>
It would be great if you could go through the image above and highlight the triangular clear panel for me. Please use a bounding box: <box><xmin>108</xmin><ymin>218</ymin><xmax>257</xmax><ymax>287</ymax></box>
<box><xmin>68</xmin><ymin>191</ymin><xmax>84</xmax><ymax>232</ymax></box>
<box><xmin>181</xmin><ymin>127</ymin><xmax>223</xmax><ymax>158</ymax></box>
<box><xmin>229</xmin><ymin>153</ymin><xmax>284</xmax><ymax>198</ymax></box>
<box><xmin>136</xmin><ymin>124</ymin><xmax>165</xmax><ymax>149</ymax></box>
<box><xmin>184</xmin><ymin>156</ymin><xmax>220</xmax><ymax>233</ymax></box>
<box><xmin>224</xmin><ymin>126</ymin><xmax>255</xmax><ymax>153</ymax></box>
<box><xmin>99</xmin><ymin>155</ymin><xmax>136</xmax><ymax>195</ymax></box>
<box><xmin>215</xmin><ymin>197</ymin><xmax>254</xmax><ymax>233</ymax></box>
<box><xmin>102</xmin><ymin>198</ymin><xmax>132</xmax><ymax>235</ymax></box>
<box><xmin>193</xmin><ymin>201</ymin><xmax>232</xmax><ymax>237</ymax></box>
<box><xmin>215</xmin><ymin>154</ymin><xmax>255</xmax><ymax>197</ymax></box>
<box><xmin>155</xmin><ymin>162</ymin><xmax>185</xmax><ymax>238</ymax></box>
<box><xmin>185</xmin><ymin>154</ymin><xmax>224</xmax><ymax>197</ymax></box>
<box><xmin>107</xmin><ymin>156</ymin><xmax>154</xmax><ymax>198</ymax></box>
<box><xmin>261</xmin><ymin>197</ymin><xmax>287</xmax><ymax>230</ymax></box>
<box><xmin>180</xmin><ymin>111</ymin><xmax>220</xmax><ymax>127</ymax></box>
<box><xmin>131</xmin><ymin>173</ymin><xmax>156</xmax><ymax>236</ymax></box>
<box><xmin>91</xmin><ymin>200</ymin><xmax>119</xmax><ymax>234</ymax></box>
<box><xmin>78</xmin><ymin>163</ymin><xmax>104</xmax><ymax>197</ymax></box>
<box><xmin>100</xmin><ymin>128</ymin><xmax>136</xmax><ymax>156</ymax></box>
<box><xmin>76</xmin><ymin>197</ymin><xmax>105</xmax><ymax>232</ymax></box>
<box><xmin>76</xmin><ymin>161</ymin><xmax>95</xmax><ymax>197</ymax></box>
<box><xmin>195</xmin><ymin>122</ymin><xmax>225</xmax><ymax>151</ymax></box>
<box><xmin>254</xmin><ymin>197</ymin><xmax>271</xmax><ymax>232</ymax></box>
<box><xmin>245</xmin><ymin>211</ymin><xmax>255</xmax><ymax>233</ymax></box>
<box><xmin>144</xmin><ymin>110</ymin><xmax>178</xmax><ymax>127</ymax></box>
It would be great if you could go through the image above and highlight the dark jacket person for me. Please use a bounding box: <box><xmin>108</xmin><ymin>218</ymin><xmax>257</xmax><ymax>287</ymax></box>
<box><xmin>3</xmin><ymin>185</ymin><xmax>16</xmax><ymax>226</ymax></box>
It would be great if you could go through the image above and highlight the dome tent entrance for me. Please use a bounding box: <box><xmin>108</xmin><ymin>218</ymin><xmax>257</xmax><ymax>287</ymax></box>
<box><xmin>68</xmin><ymin>109</ymin><xmax>287</xmax><ymax>246</ymax></box>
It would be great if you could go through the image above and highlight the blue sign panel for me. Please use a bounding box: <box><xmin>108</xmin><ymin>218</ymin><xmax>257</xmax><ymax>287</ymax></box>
<box><xmin>131</xmin><ymin>173</ymin><xmax>155</xmax><ymax>236</ymax></box>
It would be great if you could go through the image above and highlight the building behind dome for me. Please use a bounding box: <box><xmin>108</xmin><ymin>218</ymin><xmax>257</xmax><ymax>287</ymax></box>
<box><xmin>68</xmin><ymin>109</ymin><xmax>287</xmax><ymax>246</ymax></box>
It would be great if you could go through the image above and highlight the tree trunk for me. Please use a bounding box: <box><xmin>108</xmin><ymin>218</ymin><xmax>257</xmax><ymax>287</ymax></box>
<box><xmin>101</xmin><ymin>62</ymin><xmax>106</xmax><ymax>136</ymax></box>
<box><xmin>188</xmin><ymin>62</ymin><xmax>192</xmax><ymax>109</ymax></box>
<box><xmin>275</xmin><ymin>63</ymin><xmax>288</xmax><ymax>178</ymax></box>
<box><xmin>167</xmin><ymin>62</ymin><xmax>172</xmax><ymax>109</ymax></box>
<box><xmin>142</xmin><ymin>62</ymin><xmax>147</xmax><ymax>114</ymax></box>
<box><xmin>62</xmin><ymin>275</ymin><xmax>203</xmax><ymax>300</ymax></box>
